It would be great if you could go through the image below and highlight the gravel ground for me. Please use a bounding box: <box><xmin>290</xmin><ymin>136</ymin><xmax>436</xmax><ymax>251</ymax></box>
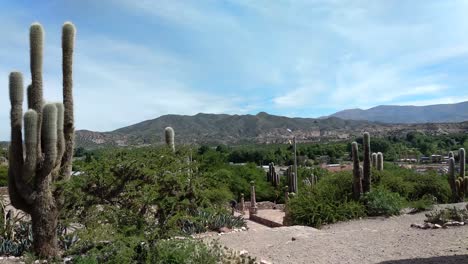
<box><xmin>214</xmin><ymin>203</ymin><xmax>468</xmax><ymax>264</ymax></box>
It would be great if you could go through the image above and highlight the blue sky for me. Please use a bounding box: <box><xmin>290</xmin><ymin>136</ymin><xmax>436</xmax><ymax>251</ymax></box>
<box><xmin>1</xmin><ymin>1</ymin><xmax>468</xmax><ymax>139</ymax></box>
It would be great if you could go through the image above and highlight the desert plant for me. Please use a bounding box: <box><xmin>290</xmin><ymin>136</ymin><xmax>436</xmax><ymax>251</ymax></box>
<box><xmin>364</xmin><ymin>187</ymin><xmax>404</xmax><ymax>216</ymax></box>
<box><xmin>7</xmin><ymin>22</ymin><xmax>75</xmax><ymax>257</ymax></box>
<box><xmin>377</xmin><ymin>152</ymin><xmax>384</xmax><ymax>171</ymax></box>
<box><xmin>372</xmin><ymin>152</ymin><xmax>377</xmax><ymax>168</ymax></box>
<box><xmin>448</xmin><ymin>157</ymin><xmax>459</xmax><ymax>202</ymax></box>
<box><xmin>362</xmin><ymin>132</ymin><xmax>371</xmax><ymax>193</ymax></box>
<box><xmin>165</xmin><ymin>127</ymin><xmax>175</xmax><ymax>153</ymax></box>
<box><xmin>351</xmin><ymin>142</ymin><xmax>362</xmax><ymax>199</ymax></box>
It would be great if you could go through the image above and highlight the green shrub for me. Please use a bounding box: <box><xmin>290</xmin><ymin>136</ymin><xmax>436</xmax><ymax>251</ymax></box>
<box><xmin>364</xmin><ymin>187</ymin><xmax>404</xmax><ymax>216</ymax></box>
<box><xmin>286</xmin><ymin>187</ymin><xmax>365</xmax><ymax>228</ymax></box>
<box><xmin>0</xmin><ymin>165</ymin><xmax>7</xmax><ymax>187</ymax></box>
<box><xmin>407</xmin><ymin>194</ymin><xmax>436</xmax><ymax>213</ymax></box>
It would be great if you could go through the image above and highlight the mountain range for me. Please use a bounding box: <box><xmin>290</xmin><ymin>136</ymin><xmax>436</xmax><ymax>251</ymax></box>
<box><xmin>76</xmin><ymin>105</ymin><xmax>468</xmax><ymax>148</ymax></box>
<box><xmin>328</xmin><ymin>101</ymin><xmax>468</xmax><ymax>123</ymax></box>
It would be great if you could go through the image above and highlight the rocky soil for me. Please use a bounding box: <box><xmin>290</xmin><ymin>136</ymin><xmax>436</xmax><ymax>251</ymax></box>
<box><xmin>213</xmin><ymin>203</ymin><xmax>468</xmax><ymax>264</ymax></box>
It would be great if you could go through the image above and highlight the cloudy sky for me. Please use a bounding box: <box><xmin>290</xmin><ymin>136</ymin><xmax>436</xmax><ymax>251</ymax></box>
<box><xmin>1</xmin><ymin>0</ymin><xmax>468</xmax><ymax>139</ymax></box>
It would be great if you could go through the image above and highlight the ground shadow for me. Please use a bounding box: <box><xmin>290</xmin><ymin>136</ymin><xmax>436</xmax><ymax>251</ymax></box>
<box><xmin>379</xmin><ymin>254</ymin><xmax>468</xmax><ymax>264</ymax></box>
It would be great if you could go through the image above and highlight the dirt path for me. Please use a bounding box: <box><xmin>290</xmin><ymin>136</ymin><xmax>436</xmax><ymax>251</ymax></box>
<box><xmin>214</xmin><ymin>203</ymin><xmax>468</xmax><ymax>264</ymax></box>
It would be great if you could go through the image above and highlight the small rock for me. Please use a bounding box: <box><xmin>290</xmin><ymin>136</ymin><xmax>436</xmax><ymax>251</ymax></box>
<box><xmin>260</xmin><ymin>260</ymin><xmax>272</xmax><ymax>264</ymax></box>
<box><xmin>291</xmin><ymin>237</ymin><xmax>296</xmax><ymax>241</ymax></box>
<box><xmin>219</xmin><ymin>227</ymin><xmax>232</xmax><ymax>233</ymax></box>
<box><xmin>433</xmin><ymin>224</ymin><xmax>442</xmax><ymax>229</ymax></box>
<box><xmin>239</xmin><ymin>250</ymin><xmax>248</xmax><ymax>255</ymax></box>
<box><xmin>241</xmin><ymin>227</ymin><xmax>247</xmax><ymax>231</ymax></box>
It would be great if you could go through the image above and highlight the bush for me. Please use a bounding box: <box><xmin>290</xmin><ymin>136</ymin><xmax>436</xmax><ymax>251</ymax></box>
<box><xmin>364</xmin><ymin>188</ymin><xmax>404</xmax><ymax>216</ymax></box>
<box><xmin>0</xmin><ymin>165</ymin><xmax>7</xmax><ymax>187</ymax></box>
<box><xmin>286</xmin><ymin>194</ymin><xmax>365</xmax><ymax>227</ymax></box>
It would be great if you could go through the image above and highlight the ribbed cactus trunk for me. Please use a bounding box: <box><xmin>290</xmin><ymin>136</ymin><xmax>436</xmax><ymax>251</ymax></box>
<box><xmin>267</xmin><ymin>163</ymin><xmax>279</xmax><ymax>187</ymax></box>
<box><xmin>7</xmin><ymin>22</ymin><xmax>75</xmax><ymax>258</ymax></box>
<box><xmin>377</xmin><ymin>152</ymin><xmax>384</xmax><ymax>171</ymax></box>
<box><xmin>165</xmin><ymin>127</ymin><xmax>175</xmax><ymax>153</ymax></box>
<box><xmin>448</xmin><ymin>157</ymin><xmax>458</xmax><ymax>202</ymax></box>
<box><xmin>286</xmin><ymin>166</ymin><xmax>297</xmax><ymax>194</ymax></box>
<box><xmin>460</xmin><ymin>148</ymin><xmax>466</xmax><ymax>198</ymax></box>
<box><xmin>362</xmin><ymin>132</ymin><xmax>371</xmax><ymax>193</ymax></box>
<box><xmin>352</xmin><ymin>142</ymin><xmax>362</xmax><ymax>200</ymax></box>
<box><xmin>371</xmin><ymin>153</ymin><xmax>377</xmax><ymax>168</ymax></box>
<box><xmin>460</xmin><ymin>148</ymin><xmax>466</xmax><ymax>178</ymax></box>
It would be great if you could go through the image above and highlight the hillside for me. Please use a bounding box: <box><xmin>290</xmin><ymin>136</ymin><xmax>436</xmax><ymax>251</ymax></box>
<box><xmin>75</xmin><ymin>112</ymin><xmax>468</xmax><ymax>148</ymax></box>
<box><xmin>329</xmin><ymin>101</ymin><xmax>468</xmax><ymax>123</ymax></box>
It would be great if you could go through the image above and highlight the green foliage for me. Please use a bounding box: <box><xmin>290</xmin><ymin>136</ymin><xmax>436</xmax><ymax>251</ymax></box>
<box><xmin>286</xmin><ymin>190</ymin><xmax>365</xmax><ymax>228</ymax></box>
<box><xmin>407</xmin><ymin>194</ymin><xmax>436</xmax><ymax>213</ymax></box>
<box><xmin>364</xmin><ymin>187</ymin><xmax>404</xmax><ymax>216</ymax></box>
<box><xmin>0</xmin><ymin>165</ymin><xmax>8</xmax><ymax>186</ymax></box>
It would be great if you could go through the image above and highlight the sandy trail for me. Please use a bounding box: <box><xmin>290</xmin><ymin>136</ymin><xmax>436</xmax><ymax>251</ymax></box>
<box><xmin>214</xmin><ymin>203</ymin><xmax>468</xmax><ymax>264</ymax></box>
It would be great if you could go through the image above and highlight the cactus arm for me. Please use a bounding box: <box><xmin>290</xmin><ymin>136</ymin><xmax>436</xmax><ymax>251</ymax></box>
<box><xmin>165</xmin><ymin>127</ymin><xmax>175</xmax><ymax>152</ymax></box>
<box><xmin>60</xmin><ymin>22</ymin><xmax>75</xmax><ymax>181</ymax></box>
<box><xmin>8</xmin><ymin>72</ymin><xmax>35</xmax><ymax>211</ymax></box>
<box><xmin>39</xmin><ymin>104</ymin><xmax>58</xmax><ymax>179</ymax></box>
<box><xmin>29</xmin><ymin>23</ymin><xmax>44</xmax><ymax>157</ymax></box>
<box><xmin>23</xmin><ymin>110</ymin><xmax>38</xmax><ymax>184</ymax></box>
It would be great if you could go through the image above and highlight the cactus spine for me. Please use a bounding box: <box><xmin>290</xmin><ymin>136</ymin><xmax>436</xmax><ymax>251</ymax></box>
<box><xmin>165</xmin><ymin>127</ymin><xmax>175</xmax><ymax>152</ymax></box>
<box><xmin>362</xmin><ymin>132</ymin><xmax>371</xmax><ymax>193</ymax></box>
<box><xmin>352</xmin><ymin>142</ymin><xmax>362</xmax><ymax>199</ymax></box>
<box><xmin>7</xmin><ymin>22</ymin><xmax>75</xmax><ymax>257</ymax></box>
<box><xmin>377</xmin><ymin>152</ymin><xmax>384</xmax><ymax>171</ymax></box>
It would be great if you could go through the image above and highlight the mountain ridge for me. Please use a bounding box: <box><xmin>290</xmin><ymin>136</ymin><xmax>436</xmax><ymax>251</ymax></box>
<box><xmin>328</xmin><ymin>101</ymin><xmax>468</xmax><ymax>123</ymax></box>
<box><xmin>75</xmin><ymin>111</ymin><xmax>468</xmax><ymax>148</ymax></box>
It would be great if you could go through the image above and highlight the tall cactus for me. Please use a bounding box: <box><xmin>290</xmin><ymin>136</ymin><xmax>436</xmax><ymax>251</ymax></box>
<box><xmin>460</xmin><ymin>148</ymin><xmax>466</xmax><ymax>178</ymax></box>
<box><xmin>165</xmin><ymin>127</ymin><xmax>175</xmax><ymax>152</ymax></box>
<box><xmin>377</xmin><ymin>152</ymin><xmax>384</xmax><ymax>171</ymax></box>
<box><xmin>267</xmin><ymin>163</ymin><xmax>279</xmax><ymax>187</ymax></box>
<box><xmin>448</xmin><ymin>157</ymin><xmax>458</xmax><ymax>202</ymax></box>
<box><xmin>286</xmin><ymin>165</ymin><xmax>297</xmax><ymax>193</ymax></box>
<box><xmin>352</xmin><ymin>142</ymin><xmax>362</xmax><ymax>200</ymax></box>
<box><xmin>371</xmin><ymin>152</ymin><xmax>377</xmax><ymax>168</ymax></box>
<box><xmin>362</xmin><ymin>132</ymin><xmax>371</xmax><ymax>193</ymax></box>
<box><xmin>7</xmin><ymin>22</ymin><xmax>75</xmax><ymax>257</ymax></box>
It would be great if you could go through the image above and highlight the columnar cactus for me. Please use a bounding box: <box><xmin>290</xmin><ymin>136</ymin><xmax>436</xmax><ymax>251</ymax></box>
<box><xmin>460</xmin><ymin>148</ymin><xmax>466</xmax><ymax>178</ymax></box>
<box><xmin>286</xmin><ymin>166</ymin><xmax>297</xmax><ymax>193</ymax></box>
<box><xmin>165</xmin><ymin>127</ymin><xmax>175</xmax><ymax>152</ymax></box>
<box><xmin>284</xmin><ymin>186</ymin><xmax>289</xmax><ymax>202</ymax></box>
<box><xmin>249</xmin><ymin>181</ymin><xmax>257</xmax><ymax>215</ymax></box>
<box><xmin>372</xmin><ymin>152</ymin><xmax>377</xmax><ymax>168</ymax></box>
<box><xmin>267</xmin><ymin>163</ymin><xmax>280</xmax><ymax>187</ymax></box>
<box><xmin>352</xmin><ymin>142</ymin><xmax>362</xmax><ymax>200</ymax></box>
<box><xmin>448</xmin><ymin>157</ymin><xmax>458</xmax><ymax>202</ymax></box>
<box><xmin>362</xmin><ymin>132</ymin><xmax>371</xmax><ymax>193</ymax></box>
<box><xmin>377</xmin><ymin>152</ymin><xmax>384</xmax><ymax>171</ymax></box>
<box><xmin>8</xmin><ymin>22</ymin><xmax>75</xmax><ymax>257</ymax></box>
<box><xmin>448</xmin><ymin>151</ymin><xmax>454</xmax><ymax>158</ymax></box>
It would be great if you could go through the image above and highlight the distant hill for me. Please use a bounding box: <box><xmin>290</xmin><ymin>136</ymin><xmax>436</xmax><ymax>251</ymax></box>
<box><xmin>75</xmin><ymin>112</ymin><xmax>468</xmax><ymax>148</ymax></box>
<box><xmin>329</xmin><ymin>101</ymin><xmax>468</xmax><ymax>123</ymax></box>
